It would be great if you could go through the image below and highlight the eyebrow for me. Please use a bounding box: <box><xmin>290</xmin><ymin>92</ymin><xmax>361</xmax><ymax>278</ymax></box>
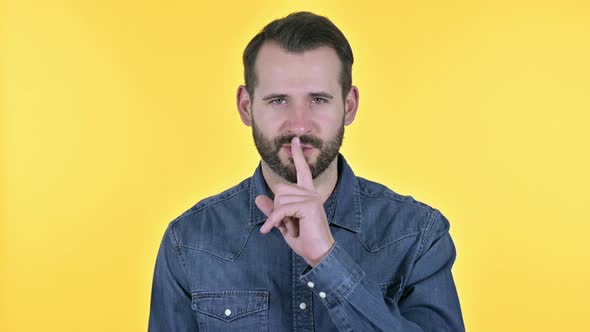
<box><xmin>261</xmin><ymin>92</ymin><xmax>335</xmax><ymax>101</ymax></box>
<box><xmin>310</xmin><ymin>92</ymin><xmax>334</xmax><ymax>99</ymax></box>
<box><xmin>261</xmin><ymin>93</ymin><xmax>288</xmax><ymax>101</ymax></box>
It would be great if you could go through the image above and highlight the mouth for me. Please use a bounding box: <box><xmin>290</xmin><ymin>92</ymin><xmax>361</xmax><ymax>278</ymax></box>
<box><xmin>281</xmin><ymin>144</ymin><xmax>315</xmax><ymax>157</ymax></box>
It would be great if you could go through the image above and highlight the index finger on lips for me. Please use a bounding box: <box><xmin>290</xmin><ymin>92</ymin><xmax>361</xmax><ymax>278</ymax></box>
<box><xmin>291</xmin><ymin>136</ymin><xmax>314</xmax><ymax>190</ymax></box>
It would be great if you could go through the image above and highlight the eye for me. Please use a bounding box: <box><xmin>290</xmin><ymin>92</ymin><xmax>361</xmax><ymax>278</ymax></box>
<box><xmin>269</xmin><ymin>98</ymin><xmax>286</xmax><ymax>105</ymax></box>
<box><xmin>312</xmin><ymin>97</ymin><xmax>328</xmax><ymax>104</ymax></box>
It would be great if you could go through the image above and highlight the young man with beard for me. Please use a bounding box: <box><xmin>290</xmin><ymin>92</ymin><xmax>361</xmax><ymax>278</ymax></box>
<box><xmin>149</xmin><ymin>11</ymin><xmax>465</xmax><ymax>332</ymax></box>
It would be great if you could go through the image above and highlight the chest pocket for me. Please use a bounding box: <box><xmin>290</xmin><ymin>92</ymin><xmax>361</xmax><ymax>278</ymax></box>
<box><xmin>191</xmin><ymin>290</ymin><xmax>269</xmax><ymax>332</ymax></box>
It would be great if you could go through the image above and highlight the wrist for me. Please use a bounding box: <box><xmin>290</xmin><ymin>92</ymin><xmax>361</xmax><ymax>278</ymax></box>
<box><xmin>307</xmin><ymin>240</ymin><xmax>336</xmax><ymax>267</ymax></box>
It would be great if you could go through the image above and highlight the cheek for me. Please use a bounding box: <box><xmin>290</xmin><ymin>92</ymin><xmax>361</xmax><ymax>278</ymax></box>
<box><xmin>252</xmin><ymin>112</ymin><xmax>277</xmax><ymax>133</ymax></box>
<box><xmin>254</xmin><ymin>114</ymin><xmax>293</xmax><ymax>140</ymax></box>
<box><xmin>315</xmin><ymin>112</ymin><xmax>343</xmax><ymax>134</ymax></box>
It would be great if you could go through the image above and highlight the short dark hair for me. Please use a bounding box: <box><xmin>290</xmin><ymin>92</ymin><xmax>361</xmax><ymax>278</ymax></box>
<box><xmin>243</xmin><ymin>11</ymin><xmax>354</xmax><ymax>101</ymax></box>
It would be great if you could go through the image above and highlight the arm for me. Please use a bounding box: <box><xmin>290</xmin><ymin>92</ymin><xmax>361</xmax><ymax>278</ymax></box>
<box><xmin>300</xmin><ymin>211</ymin><xmax>465</xmax><ymax>332</ymax></box>
<box><xmin>148</xmin><ymin>225</ymin><xmax>199</xmax><ymax>332</ymax></box>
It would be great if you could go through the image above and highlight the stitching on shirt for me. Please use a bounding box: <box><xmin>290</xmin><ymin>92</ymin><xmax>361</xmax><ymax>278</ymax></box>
<box><xmin>325</xmin><ymin>184</ymin><xmax>338</xmax><ymax>222</ymax></box>
<box><xmin>232</xmin><ymin>225</ymin><xmax>257</xmax><ymax>261</ymax></box>
<box><xmin>249</xmin><ymin>177</ymin><xmax>255</xmax><ymax>225</ymax></box>
<box><xmin>334</xmin><ymin>297</ymin><xmax>355</xmax><ymax>332</ymax></box>
<box><xmin>339</xmin><ymin>268</ymin><xmax>365</xmax><ymax>301</ymax></box>
<box><xmin>366</xmin><ymin>232</ymin><xmax>422</xmax><ymax>253</ymax></box>
<box><xmin>424</xmin><ymin>208</ymin><xmax>439</xmax><ymax>234</ymax></box>
<box><xmin>169</xmin><ymin>226</ymin><xmax>194</xmax><ymax>291</ymax></box>
<box><xmin>171</xmin><ymin>216</ymin><xmax>256</xmax><ymax>261</ymax></box>
<box><xmin>358</xmin><ymin>191</ymin><xmax>428</xmax><ymax>216</ymax></box>
<box><xmin>291</xmin><ymin>251</ymin><xmax>297</xmax><ymax>332</ymax></box>
<box><xmin>357</xmin><ymin>177</ymin><xmax>425</xmax><ymax>207</ymax></box>
<box><xmin>414</xmin><ymin>209</ymin><xmax>438</xmax><ymax>263</ymax></box>
<box><xmin>172</xmin><ymin>227</ymin><xmax>254</xmax><ymax>262</ymax></box>
<box><xmin>170</xmin><ymin>183</ymin><xmax>250</xmax><ymax>228</ymax></box>
<box><xmin>353</xmin><ymin>177</ymin><xmax>362</xmax><ymax>231</ymax></box>
<box><xmin>321</xmin><ymin>245</ymin><xmax>365</xmax><ymax>302</ymax></box>
<box><xmin>354</xmin><ymin>230</ymin><xmax>421</xmax><ymax>253</ymax></box>
<box><xmin>249</xmin><ymin>176</ymin><xmax>267</xmax><ymax>225</ymax></box>
<box><xmin>174</xmin><ymin>245</ymin><xmax>232</xmax><ymax>261</ymax></box>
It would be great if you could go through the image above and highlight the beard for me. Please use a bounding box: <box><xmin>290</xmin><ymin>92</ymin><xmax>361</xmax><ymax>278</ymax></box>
<box><xmin>252</xmin><ymin>118</ymin><xmax>344</xmax><ymax>184</ymax></box>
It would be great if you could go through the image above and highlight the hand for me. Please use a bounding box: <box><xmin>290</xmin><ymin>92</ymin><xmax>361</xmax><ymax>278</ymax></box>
<box><xmin>255</xmin><ymin>136</ymin><xmax>336</xmax><ymax>267</ymax></box>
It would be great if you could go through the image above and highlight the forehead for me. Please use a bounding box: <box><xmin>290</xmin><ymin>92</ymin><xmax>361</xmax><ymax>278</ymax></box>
<box><xmin>253</xmin><ymin>42</ymin><xmax>341</xmax><ymax>96</ymax></box>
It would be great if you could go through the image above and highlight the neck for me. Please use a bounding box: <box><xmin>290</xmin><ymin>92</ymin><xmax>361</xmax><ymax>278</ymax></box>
<box><xmin>261</xmin><ymin>157</ymin><xmax>339</xmax><ymax>203</ymax></box>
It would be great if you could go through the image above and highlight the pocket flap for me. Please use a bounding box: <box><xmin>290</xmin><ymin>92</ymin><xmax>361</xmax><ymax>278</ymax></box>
<box><xmin>192</xmin><ymin>290</ymin><xmax>269</xmax><ymax>322</ymax></box>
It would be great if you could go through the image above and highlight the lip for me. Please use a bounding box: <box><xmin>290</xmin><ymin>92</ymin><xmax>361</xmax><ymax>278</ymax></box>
<box><xmin>282</xmin><ymin>144</ymin><xmax>314</xmax><ymax>149</ymax></box>
<box><xmin>282</xmin><ymin>144</ymin><xmax>314</xmax><ymax>157</ymax></box>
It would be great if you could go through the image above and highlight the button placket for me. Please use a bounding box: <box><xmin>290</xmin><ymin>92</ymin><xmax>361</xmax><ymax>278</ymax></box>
<box><xmin>292</xmin><ymin>251</ymin><xmax>314</xmax><ymax>331</ymax></box>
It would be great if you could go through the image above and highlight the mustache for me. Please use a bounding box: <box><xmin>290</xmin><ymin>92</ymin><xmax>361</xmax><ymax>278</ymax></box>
<box><xmin>273</xmin><ymin>134</ymin><xmax>323</xmax><ymax>150</ymax></box>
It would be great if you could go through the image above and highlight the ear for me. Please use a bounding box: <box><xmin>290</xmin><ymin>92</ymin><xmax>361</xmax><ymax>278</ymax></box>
<box><xmin>236</xmin><ymin>85</ymin><xmax>253</xmax><ymax>126</ymax></box>
<box><xmin>343</xmin><ymin>86</ymin><xmax>359</xmax><ymax>126</ymax></box>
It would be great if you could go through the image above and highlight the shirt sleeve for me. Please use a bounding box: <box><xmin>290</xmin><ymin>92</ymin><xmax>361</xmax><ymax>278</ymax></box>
<box><xmin>300</xmin><ymin>210</ymin><xmax>465</xmax><ymax>332</ymax></box>
<box><xmin>148</xmin><ymin>225</ymin><xmax>199</xmax><ymax>332</ymax></box>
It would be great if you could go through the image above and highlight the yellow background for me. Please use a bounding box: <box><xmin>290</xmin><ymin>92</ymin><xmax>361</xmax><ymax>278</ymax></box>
<box><xmin>2</xmin><ymin>0</ymin><xmax>589</xmax><ymax>331</ymax></box>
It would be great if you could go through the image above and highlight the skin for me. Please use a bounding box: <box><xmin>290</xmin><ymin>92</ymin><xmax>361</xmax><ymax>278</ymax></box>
<box><xmin>236</xmin><ymin>42</ymin><xmax>359</xmax><ymax>267</ymax></box>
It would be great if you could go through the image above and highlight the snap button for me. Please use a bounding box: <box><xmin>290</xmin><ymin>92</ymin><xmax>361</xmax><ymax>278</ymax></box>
<box><xmin>299</xmin><ymin>302</ymin><xmax>307</xmax><ymax>310</ymax></box>
<box><xmin>224</xmin><ymin>309</ymin><xmax>232</xmax><ymax>316</ymax></box>
<box><xmin>319</xmin><ymin>292</ymin><xmax>326</xmax><ymax>299</ymax></box>
<box><xmin>307</xmin><ymin>281</ymin><xmax>315</xmax><ymax>288</ymax></box>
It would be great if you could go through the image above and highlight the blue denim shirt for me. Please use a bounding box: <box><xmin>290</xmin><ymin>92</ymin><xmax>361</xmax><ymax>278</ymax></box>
<box><xmin>149</xmin><ymin>154</ymin><xmax>465</xmax><ymax>331</ymax></box>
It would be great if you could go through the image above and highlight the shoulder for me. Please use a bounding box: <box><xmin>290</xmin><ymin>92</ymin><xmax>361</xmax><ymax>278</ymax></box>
<box><xmin>171</xmin><ymin>177</ymin><xmax>251</xmax><ymax>226</ymax></box>
<box><xmin>355</xmin><ymin>176</ymin><xmax>449</xmax><ymax>250</ymax></box>
<box><xmin>163</xmin><ymin>177</ymin><xmax>254</xmax><ymax>260</ymax></box>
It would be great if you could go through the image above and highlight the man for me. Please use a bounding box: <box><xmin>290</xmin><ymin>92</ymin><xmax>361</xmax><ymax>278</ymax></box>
<box><xmin>149</xmin><ymin>11</ymin><xmax>465</xmax><ymax>331</ymax></box>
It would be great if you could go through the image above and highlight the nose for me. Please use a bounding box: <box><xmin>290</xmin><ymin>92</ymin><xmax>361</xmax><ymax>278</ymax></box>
<box><xmin>286</xmin><ymin>104</ymin><xmax>312</xmax><ymax>136</ymax></box>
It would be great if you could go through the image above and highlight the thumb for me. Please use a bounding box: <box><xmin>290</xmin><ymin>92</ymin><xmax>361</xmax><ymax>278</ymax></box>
<box><xmin>255</xmin><ymin>195</ymin><xmax>274</xmax><ymax>217</ymax></box>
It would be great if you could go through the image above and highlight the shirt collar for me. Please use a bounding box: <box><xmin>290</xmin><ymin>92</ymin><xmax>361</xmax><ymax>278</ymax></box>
<box><xmin>249</xmin><ymin>153</ymin><xmax>361</xmax><ymax>233</ymax></box>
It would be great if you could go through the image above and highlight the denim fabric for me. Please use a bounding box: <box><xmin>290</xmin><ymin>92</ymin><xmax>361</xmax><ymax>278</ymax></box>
<box><xmin>148</xmin><ymin>154</ymin><xmax>465</xmax><ymax>331</ymax></box>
